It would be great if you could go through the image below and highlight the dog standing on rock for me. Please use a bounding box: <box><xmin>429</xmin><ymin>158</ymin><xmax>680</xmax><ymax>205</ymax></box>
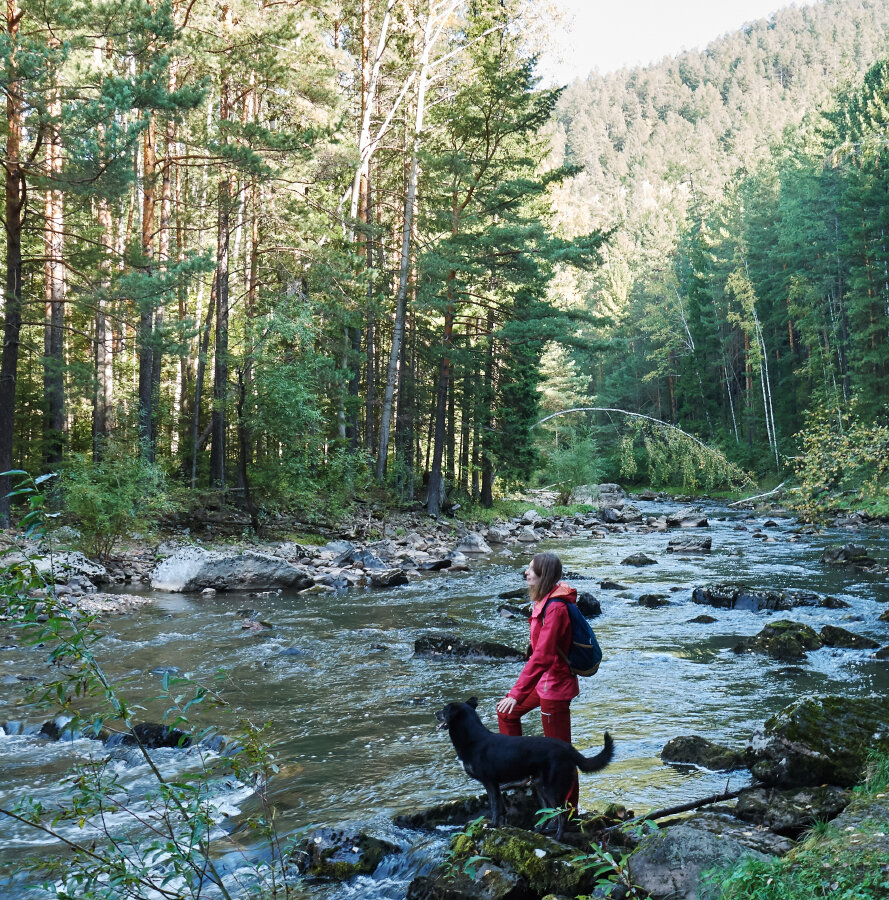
<box><xmin>436</xmin><ymin>697</ymin><xmax>614</xmax><ymax>840</ymax></box>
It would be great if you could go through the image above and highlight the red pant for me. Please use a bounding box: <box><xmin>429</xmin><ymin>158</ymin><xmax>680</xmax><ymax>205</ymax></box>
<box><xmin>497</xmin><ymin>689</ymin><xmax>579</xmax><ymax>811</ymax></box>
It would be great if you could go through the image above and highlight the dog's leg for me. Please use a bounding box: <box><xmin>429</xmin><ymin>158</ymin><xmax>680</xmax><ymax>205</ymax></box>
<box><xmin>484</xmin><ymin>782</ymin><xmax>505</xmax><ymax>827</ymax></box>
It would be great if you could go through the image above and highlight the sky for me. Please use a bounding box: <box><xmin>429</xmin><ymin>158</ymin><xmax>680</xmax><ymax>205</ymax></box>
<box><xmin>539</xmin><ymin>0</ymin><xmax>821</xmax><ymax>83</ymax></box>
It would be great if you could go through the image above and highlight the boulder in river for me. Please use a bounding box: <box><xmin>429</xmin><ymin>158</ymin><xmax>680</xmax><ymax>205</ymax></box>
<box><xmin>691</xmin><ymin>584</ymin><xmax>833</xmax><ymax>612</ymax></box>
<box><xmin>746</xmin><ymin>693</ymin><xmax>889</xmax><ymax>787</ymax></box>
<box><xmin>569</xmin><ymin>482</ymin><xmax>626</xmax><ymax>507</ymax></box>
<box><xmin>395</xmin><ymin>786</ymin><xmax>542</xmax><ymax>831</ymax></box>
<box><xmin>150</xmin><ymin>546</ymin><xmax>313</xmax><ymax>593</ymax></box>
<box><xmin>516</xmin><ymin>525</ymin><xmax>542</xmax><ymax>543</ymax></box>
<box><xmin>627</xmin><ymin>822</ymin><xmax>771</xmax><ymax>900</ymax></box>
<box><xmin>621</xmin><ymin>552</ymin><xmax>657</xmax><ymax>566</ymax></box>
<box><xmin>484</xmin><ymin>526</ymin><xmax>512</xmax><ymax>545</ymax></box>
<box><xmin>734</xmin><ymin>784</ymin><xmax>851</xmax><ymax>836</ymax></box>
<box><xmin>820</xmin><ymin>543</ymin><xmax>877</xmax><ymax>569</ymax></box>
<box><xmin>735</xmin><ymin>620</ymin><xmax>822</xmax><ymax>660</ymax></box>
<box><xmin>369</xmin><ymin>568</ymin><xmax>409</xmax><ymax>588</ymax></box>
<box><xmin>292</xmin><ymin>828</ymin><xmax>400</xmax><ymax>880</ymax></box>
<box><xmin>455</xmin><ymin>532</ymin><xmax>493</xmax><ymax>554</ymax></box>
<box><xmin>819</xmin><ymin>624</ymin><xmax>880</xmax><ymax>650</ymax></box>
<box><xmin>660</xmin><ymin>735</ymin><xmax>746</xmax><ymax>771</ymax></box>
<box><xmin>666</xmin><ymin>535</ymin><xmax>712</xmax><ymax>554</ymax></box>
<box><xmin>107</xmin><ymin>723</ymin><xmax>192</xmax><ymax>749</ymax></box>
<box><xmin>413</xmin><ymin>634</ymin><xmax>524</xmax><ymax>660</ymax></box>
<box><xmin>576</xmin><ymin>592</ymin><xmax>601</xmax><ymax>617</ymax></box>
<box><xmin>665</xmin><ymin>506</ymin><xmax>709</xmax><ymax>528</ymax></box>
<box><xmin>638</xmin><ymin>594</ymin><xmax>669</xmax><ymax>608</ymax></box>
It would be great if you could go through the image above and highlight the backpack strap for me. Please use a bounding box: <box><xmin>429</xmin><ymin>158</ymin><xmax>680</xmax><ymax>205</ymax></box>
<box><xmin>541</xmin><ymin>596</ymin><xmax>572</xmax><ymax>665</ymax></box>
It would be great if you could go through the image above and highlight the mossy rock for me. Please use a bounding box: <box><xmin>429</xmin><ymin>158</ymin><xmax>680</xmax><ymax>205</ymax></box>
<box><xmin>661</xmin><ymin>735</ymin><xmax>746</xmax><ymax>771</ymax></box>
<box><xmin>480</xmin><ymin>826</ymin><xmax>597</xmax><ymax>897</ymax></box>
<box><xmin>736</xmin><ymin>620</ymin><xmax>822</xmax><ymax>660</ymax></box>
<box><xmin>820</xmin><ymin>624</ymin><xmax>880</xmax><ymax>650</ymax></box>
<box><xmin>293</xmin><ymin>828</ymin><xmax>400</xmax><ymax>880</ymax></box>
<box><xmin>747</xmin><ymin>694</ymin><xmax>889</xmax><ymax>787</ymax></box>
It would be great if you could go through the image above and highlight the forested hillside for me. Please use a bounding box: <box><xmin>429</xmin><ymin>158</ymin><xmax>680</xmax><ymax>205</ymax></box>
<box><xmin>547</xmin><ymin>0</ymin><xmax>889</xmax><ymax>511</ymax></box>
<box><xmin>2</xmin><ymin>0</ymin><xmax>889</xmax><ymax>533</ymax></box>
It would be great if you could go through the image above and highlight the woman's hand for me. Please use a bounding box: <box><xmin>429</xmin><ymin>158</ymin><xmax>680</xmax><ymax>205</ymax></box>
<box><xmin>497</xmin><ymin>695</ymin><xmax>518</xmax><ymax>715</ymax></box>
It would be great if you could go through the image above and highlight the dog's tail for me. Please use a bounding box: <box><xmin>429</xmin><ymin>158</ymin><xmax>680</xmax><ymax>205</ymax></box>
<box><xmin>577</xmin><ymin>732</ymin><xmax>614</xmax><ymax>772</ymax></box>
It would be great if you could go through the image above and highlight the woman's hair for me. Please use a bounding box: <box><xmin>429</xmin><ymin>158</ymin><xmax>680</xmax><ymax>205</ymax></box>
<box><xmin>528</xmin><ymin>552</ymin><xmax>563</xmax><ymax>603</ymax></box>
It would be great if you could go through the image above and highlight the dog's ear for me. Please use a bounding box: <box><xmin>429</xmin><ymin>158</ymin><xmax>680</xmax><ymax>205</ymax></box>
<box><xmin>467</xmin><ymin>696</ymin><xmax>478</xmax><ymax>708</ymax></box>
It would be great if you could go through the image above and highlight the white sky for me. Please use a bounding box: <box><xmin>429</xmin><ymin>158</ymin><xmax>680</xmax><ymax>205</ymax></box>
<box><xmin>539</xmin><ymin>0</ymin><xmax>821</xmax><ymax>82</ymax></box>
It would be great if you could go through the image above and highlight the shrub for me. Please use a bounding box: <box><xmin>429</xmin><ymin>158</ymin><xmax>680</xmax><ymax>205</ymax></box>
<box><xmin>58</xmin><ymin>440</ymin><xmax>173</xmax><ymax>559</ymax></box>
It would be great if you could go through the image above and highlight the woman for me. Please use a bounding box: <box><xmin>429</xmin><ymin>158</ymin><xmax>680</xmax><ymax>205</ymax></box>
<box><xmin>496</xmin><ymin>551</ymin><xmax>580</xmax><ymax>810</ymax></box>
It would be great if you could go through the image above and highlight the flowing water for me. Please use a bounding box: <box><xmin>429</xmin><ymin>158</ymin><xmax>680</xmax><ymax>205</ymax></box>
<box><xmin>2</xmin><ymin>500</ymin><xmax>889</xmax><ymax>898</ymax></box>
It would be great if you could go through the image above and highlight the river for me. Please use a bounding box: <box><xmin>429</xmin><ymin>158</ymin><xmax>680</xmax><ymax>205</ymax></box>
<box><xmin>1</xmin><ymin>499</ymin><xmax>888</xmax><ymax>898</ymax></box>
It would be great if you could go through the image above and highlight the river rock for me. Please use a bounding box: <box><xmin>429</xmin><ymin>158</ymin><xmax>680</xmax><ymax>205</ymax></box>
<box><xmin>395</xmin><ymin>786</ymin><xmax>542</xmax><ymax>831</ymax></box>
<box><xmin>627</xmin><ymin>823</ymin><xmax>771</xmax><ymax>900</ymax></box>
<box><xmin>688</xmin><ymin>614</ymin><xmax>717</xmax><ymax>624</ymax></box>
<box><xmin>334</xmin><ymin>547</ymin><xmax>388</xmax><ymax>570</ymax></box>
<box><xmin>665</xmin><ymin>506</ymin><xmax>709</xmax><ymax>528</ymax></box>
<box><xmin>666</xmin><ymin>535</ymin><xmax>712</xmax><ymax>554</ymax></box>
<box><xmin>576</xmin><ymin>593</ymin><xmax>601</xmax><ymax>617</ymax></box>
<box><xmin>621</xmin><ymin>552</ymin><xmax>657</xmax><ymax>566</ymax></box>
<box><xmin>293</xmin><ymin>827</ymin><xmax>400</xmax><ymax>880</ymax></box>
<box><xmin>600</xmin><ymin>580</ymin><xmax>628</xmax><ymax>590</ymax></box>
<box><xmin>150</xmin><ymin>546</ymin><xmax>313</xmax><ymax>593</ymax></box>
<box><xmin>485</xmin><ymin>526</ymin><xmax>512</xmax><ymax>545</ymax></box>
<box><xmin>734</xmin><ymin>785</ymin><xmax>851</xmax><ymax>836</ymax></box>
<box><xmin>516</xmin><ymin>526</ymin><xmax>541</xmax><ymax>543</ymax></box>
<box><xmin>735</xmin><ymin>620</ymin><xmax>822</xmax><ymax>660</ymax></box>
<box><xmin>638</xmin><ymin>594</ymin><xmax>669</xmax><ymax>608</ymax></box>
<box><xmin>370</xmin><ymin>568</ymin><xmax>409</xmax><ymax>588</ymax></box>
<box><xmin>455</xmin><ymin>533</ymin><xmax>493</xmax><ymax>554</ymax></box>
<box><xmin>420</xmin><ymin>558</ymin><xmax>452</xmax><ymax>571</ymax></box>
<box><xmin>746</xmin><ymin>694</ymin><xmax>889</xmax><ymax>787</ymax></box>
<box><xmin>413</xmin><ymin>634</ymin><xmax>524</xmax><ymax>660</ymax></box>
<box><xmin>520</xmin><ymin>509</ymin><xmax>541</xmax><ymax>525</ymax></box>
<box><xmin>34</xmin><ymin>551</ymin><xmax>109</xmax><ymax>585</ymax></box>
<box><xmin>569</xmin><ymin>483</ymin><xmax>626</xmax><ymax>507</ymax></box>
<box><xmin>820</xmin><ymin>543</ymin><xmax>877</xmax><ymax>568</ymax></box>
<box><xmin>691</xmin><ymin>584</ymin><xmax>831</xmax><ymax>612</ymax></box>
<box><xmin>660</xmin><ymin>736</ymin><xmax>746</xmax><ymax>771</ymax></box>
<box><xmin>819</xmin><ymin>624</ymin><xmax>880</xmax><ymax>650</ymax></box>
<box><xmin>107</xmin><ymin>722</ymin><xmax>192</xmax><ymax>749</ymax></box>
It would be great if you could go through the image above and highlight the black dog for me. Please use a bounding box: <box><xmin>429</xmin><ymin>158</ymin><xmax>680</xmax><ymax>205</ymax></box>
<box><xmin>436</xmin><ymin>697</ymin><xmax>614</xmax><ymax>839</ymax></box>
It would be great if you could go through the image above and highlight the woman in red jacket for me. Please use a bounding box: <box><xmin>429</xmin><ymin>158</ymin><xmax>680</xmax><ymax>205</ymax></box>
<box><xmin>496</xmin><ymin>551</ymin><xmax>580</xmax><ymax>809</ymax></box>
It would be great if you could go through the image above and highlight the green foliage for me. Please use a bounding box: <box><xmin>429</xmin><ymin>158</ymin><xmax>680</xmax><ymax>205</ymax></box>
<box><xmin>790</xmin><ymin>404</ymin><xmax>889</xmax><ymax>519</ymax></box>
<box><xmin>58</xmin><ymin>440</ymin><xmax>174</xmax><ymax>559</ymax></box>
<box><xmin>619</xmin><ymin>421</ymin><xmax>749</xmax><ymax>492</ymax></box>
<box><xmin>537</xmin><ymin>426</ymin><xmax>604</xmax><ymax>502</ymax></box>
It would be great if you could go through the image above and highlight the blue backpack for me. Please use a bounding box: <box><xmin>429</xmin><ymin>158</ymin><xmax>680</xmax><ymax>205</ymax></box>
<box><xmin>542</xmin><ymin>597</ymin><xmax>603</xmax><ymax>676</ymax></box>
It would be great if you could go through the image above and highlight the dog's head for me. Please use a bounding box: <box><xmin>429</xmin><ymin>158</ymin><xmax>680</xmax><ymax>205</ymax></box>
<box><xmin>435</xmin><ymin>696</ymin><xmax>478</xmax><ymax>729</ymax></box>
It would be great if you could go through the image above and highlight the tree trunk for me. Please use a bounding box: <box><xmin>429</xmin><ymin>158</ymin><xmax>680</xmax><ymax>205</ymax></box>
<box><xmin>138</xmin><ymin>112</ymin><xmax>157</xmax><ymax>455</ymax></box>
<box><xmin>43</xmin><ymin>82</ymin><xmax>65</xmax><ymax>464</ymax></box>
<box><xmin>427</xmin><ymin>290</ymin><xmax>455</xmax><ymax>517</ymax></box>
<box><xmin>210</xmin><ymin>54</ymin><xmax>231</xmax><ymax>490</ymax></box>
<box><xmin>93</xmin><ymin>195</ymin><xmax>114</xmax><ymax>458</ymax></box>
<box><xmin>191</xmin><ymin>278</ymin><xmax>216</xmax><ymax>489</ymax></box>
<box><xmin>0</xmin><ymin>0</ymin><xmax>25</xmax><ymax>526</ymax></box>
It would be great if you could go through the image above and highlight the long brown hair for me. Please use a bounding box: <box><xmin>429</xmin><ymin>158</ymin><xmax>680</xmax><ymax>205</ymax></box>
<box><xmin>528</xmin><ymin>552</ymin><xmax>563</xmax><ymax>603</ymax></box>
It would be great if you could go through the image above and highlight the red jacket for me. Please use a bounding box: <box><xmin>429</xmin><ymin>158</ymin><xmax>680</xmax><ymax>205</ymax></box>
<box><xmin>508</xmin><ymin>582</ymin><xmax>580</xmax><ymax>704</ymax></box>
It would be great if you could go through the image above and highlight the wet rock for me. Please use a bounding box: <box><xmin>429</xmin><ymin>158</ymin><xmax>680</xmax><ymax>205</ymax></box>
<box><xmin>602</xmin><ymin>505</ymin><xmax>642</xmax><ymax>524</ymax></box>
<box><xmin>498</xmin><ymin>604</ymin><xmax>530</xmax><ymax>619</ymax></box>
<box><xmin>279</xmin><ymin>647</ymin><xmax>306</xmax><ymax>657</ymax></box>
<box><xmin>621</xmin><ymin>553</ymin><xmax>657</xmax><ymax>566</ymax></box>
<box><xmin>638</xmin><ymin>489</ymin><xmax>657</xmax><ymax>501</ymax></box>
<box><xmin>576</xmin><ymin>593</ymin><xmax>601</xmax><ymax>618</ymax></box>
<box><xmin>108</xmin><ymin>723</ymin><xmax>192</xmax><ymax>749</ymax></box>
<box><xmin>456</xmin><ymin>533</ymin><xmax>493</xmax><ymax>554</ymax></box>
<box><xmin>666</xmin><ymin>535</ymin><xmax>712</xmax><ymax>554</ymax></box>
<box><xmin>691</xmin><ymin>584</ymin><xmax>828</xmax><ymax>612</ymax></box>
<box><xmin>370</xmin><ymin>568</ymin><xmax>409</xmax><ymax>588</ymax></box>
<box><xmin>600</xmin><ymin>580</ymin><xmax>628</xmax><ymax>590</ymax></box>
<box><xmin>627</xmin><ymin>823</ymin><xmax>771</xmax><ymax>900</ymax></box>
<box><xmin>688</xmin><ymin>614</ymin><xmax>717</xmax><ymax>624</ymax></box>
<box><xmin>498</xmin><ymin>588</ymin><xmax>527</xmax><ymax>601</ymax></box>
<box><xmin>638</xmin><ymin>594</ymin><xmax>669</xmax><ymax>609</ymax></box>
<box><xmin>746</xmin><ymin>694</ymin><xmax>889</xmax><ymax>787</ymax></box>
<box><xmin>520</xmin><ymin>509</ymin><xmax>542</xmax><ymax>525</ymax></box>
<box><xmin>735</xmin><ymin>620</ymin><xmax>822</xmax><ymax>661</ymax></box>
<box><xmin>395</xmin><ymin>786</ymin><xmax>542</xmax><ymax>831</ymax></box>
<box><xmin>873</xmin><ymin>645</ymin><xmax>889</xmax><ymax>659</ymax></box>
<box><xmin>665</xmin><ymin>507</ymin><xmax>709</xmax><ymax>528</ymax></box>
<box><xmin>448</xmin><ymin>551</ymin><xmax>470</xmax><ymax>571</ymax></box>
<box><xmin>569</xmin><ymin>483</ymin><xmax>626</xmax><ymax>507</ymax></box>
<box><xmin>150</xmin><ymin>546</ymin><xmax>313</xmax><ymax>593</ymax></box>
<box><xmin>660</xmin><ymin>736</ymin><xmax>746</xmax><ymax>771</ymax></box>
<box><xmin>293</xmin><ymin>828</ymin><xmax>400</xmax><ymax>880</ymax></box>
<box><xmin>335</xmin><ymin>547</ymin><xmax>388</xmax><ymax>570</ymax></box>
<box><xmin>819</xmin><ymin>625</ymin><xmax>879</xmax><ymax>650</ymax></box>
<box><xmin>820</xmin><ymin>543</ymin><xmax>877</xmax><ymax>568</ymax></box>
<box><xmin>420</xmin><ymin>558</ymin><xmax>453</xmax><ymax>571</ymax></box>
<box><xmin>413</xmin><ymin>634</ymin><xmax>524</xmax><ymax>661</ymax></box>
<box><xmin>734</xmin><ymin>785</ymin><xmax>851</xmax><ymax>836</ymax></box>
